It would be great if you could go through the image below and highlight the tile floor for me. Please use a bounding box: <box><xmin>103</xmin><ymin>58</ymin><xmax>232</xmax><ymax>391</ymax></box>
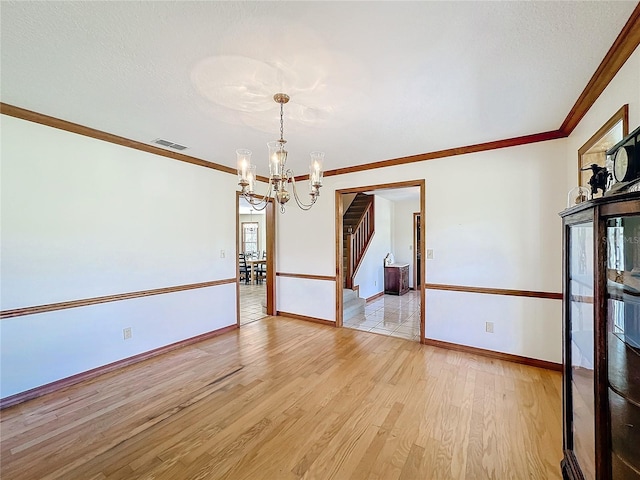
<box><xmin>240</xmin><ymin>283</ymin><xmax>421</xmax><ymax>342</ymax></box>
<box><xmin>343</xmin><ymin>289</ymin><xmax>421</xmax><ymax>341</ymax></box>
<box><xmin>239</xmin><ymin>282</ymin><xmax>267</xmax><ymax>325</ymax></box>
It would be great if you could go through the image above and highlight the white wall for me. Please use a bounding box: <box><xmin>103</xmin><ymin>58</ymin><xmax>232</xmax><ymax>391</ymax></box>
<box><xmin>275</xmin><ymin>45</ymin><xmax>639</xmax><ymax>363</ymax></box>
<box><xmin>278</xmin><ymin>139</ymin><xmax>567</xmax><ymax>363</ymax></box>
<box><xmin>0</xmin><ymin>115</ymin><xmax>238</xmax><ymax>398</ymax></box>
<box><xmin>353</xmin><ymin>196</ymin><xmax>393</xmax><ymax>300</ymax></box>
<box><xmin>392</xmin><ymin>199</ymin><xmax>420</xmax><ymax>288</ymax></box>
<box><xmin>1</xmin><ymin>284</ymin><xmax>236</xmax><ymax>397</ymax></box>
<box><xmin>276</xmin><ymin>276</ymin><xmax>335</xmax><ymax>321</ymax></box>
<box><xmin>352</xmin><ymin>195</ymin><xmax>419</xmax><ymax>298</ymax></box>
<box><xmin>3</xmin><ymin>45</ymin><xmax>636</xmax><ymax>399</ymax></box>
<box><xmin>565</xmin><ymin>46</ymin><xmax>640</xmax><ymax>192</ymax></box>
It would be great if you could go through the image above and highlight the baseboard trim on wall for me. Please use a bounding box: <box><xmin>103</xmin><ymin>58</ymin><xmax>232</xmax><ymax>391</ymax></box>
<box><xmin>424</xmin><ymin>283</ymin><xmax>562</xmax><ymax>300</ymax></box>
<box><xmin>0</xmin><ymin>278</ymin><xmax>237</xmax><ymax>319</ymax></box>
<box><xmin>422</xmin><ymin>338</ymin><xmax>562</xmax><ymax>372</ymax></box>
<box><xmin>0</xmin><ymin>324</ymin><xmax>238</xmax><ymax>410</ymax></box>
<box><xmin>276</xmin><ymin>311</ymin><xmax>335</xmax><ymax>326</ymax></box>
<box><xmin>365</xmin><ymin>291</ymin><xmax>384</xmax><ymax>302</ymax></box>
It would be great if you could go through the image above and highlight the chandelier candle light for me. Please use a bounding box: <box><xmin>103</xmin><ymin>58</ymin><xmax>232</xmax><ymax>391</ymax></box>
<box><xmin>237</xmin><ymin>93</ymin><xmax>324</xmax><ymax>213</ymax></box>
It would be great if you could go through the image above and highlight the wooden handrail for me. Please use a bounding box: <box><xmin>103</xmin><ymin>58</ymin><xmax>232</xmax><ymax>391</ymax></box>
<box><xmin>345</xmin><ymin>196</ymin><xmax>375</xmax><ymax>288</ymax></box>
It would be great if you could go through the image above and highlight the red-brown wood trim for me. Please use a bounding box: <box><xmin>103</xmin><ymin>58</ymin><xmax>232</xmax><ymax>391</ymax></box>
<box><xmin>0</xmin><ymin>279</ymin><xmax>236</xmax><ymax>319</ymax></box>
<box><xmin>236</xmin><ymin>192</ymin><xmax>276</xmax><ymax>322</ymax></box>
<box><xmin>560</xmin><ymin>3</ymin><xmax>640</xmax><ymax>136</ymax></box>
<box><xmin>5</xmin><ymin>3</ymin><xmax>636</xmax><ymax>185</ymax></box>
<box><xmin>0</xmin><ymin>102</ymin><xmax>564</xmax><ymax>182</ymax></box>
<box><xmin>276</xmin><ymin>272</ymin><xmax>336</xmax><ymax>281</ymax></box>
<box><xmin>336</xmin><ymin>180</ymin><xmax>428</xmax><ymax>195</ymax></box>
<box><xmin>419</xmin><ymin>182</ymin><xmax>426</xmax><ymax>340</ymax></box>
<box><xmin>423</xmin><ymin>338</ymin><xmax>562</xmax><ymax>372</ymax></box>
<box><xmin>336</xmin><ymin>190</ymin><xmax>345</xmax><ymax>327</ymax></box>
<box><xmin>578</xmin><ymin>105</ymin><xmax>629</xmax><ymax>158</ymax></box>
<box><xmin>0</xmin><ymin>103</ymin><xmax>238</xmax><ymax>175</ymax></box>
<box><xmin>577</xmin><ymin>104</ymin><xmax>629</xmax><ymax>186</ymax></box>
<box><xmin>349</xmin><ymin>197</ymin><xmax>376</xmax><ymax>282</ymax></box>
<box><xmin>424</xmin><ymin>283</ymin><xmax>562</xmax><ymax>300</ymax></box>
<box><xmin>0</xmin><ymin>324</ymin><xmax>238</xmax><ymax>409</ymax></box>
<box><xmin>365</xmin><ymin>291</ymin><xmax>385</xmax><ymax>303</ymax></box>
<box><xmin>265</xmin><ymin>197</ymin><xmax>277</xmax><ymax>314</ymax></box>
<box><xmin>276</xmin><ymin>311</ymin><xmax>335</xmax><ymax>326</ymax></box>
<box><xmin>324</xmin><ymin>130</ymin><xmax>566</xmax><ymax>178</ymax></box>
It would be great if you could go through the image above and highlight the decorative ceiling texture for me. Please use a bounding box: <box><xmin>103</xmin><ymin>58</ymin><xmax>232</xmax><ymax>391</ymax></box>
<box><xmin>1</xmin><ymin>1</ymin><xmax>638</xmax><ymax>176</ymax></box>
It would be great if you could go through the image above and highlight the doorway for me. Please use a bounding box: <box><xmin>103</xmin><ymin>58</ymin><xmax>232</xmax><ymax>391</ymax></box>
<box><xmin>414</xmin><ymin>212</ymin><xmax>422</xmax><ymax>289</ymax></box>
<box><xmin>236</xmin><ymin>194</ymin><xmax>276</xmax><ymax>326</ymax></box>
<box><xmin>335</xmin><ymin>180</ymin><xmax>425</xmax><ymax>342</ymax></box>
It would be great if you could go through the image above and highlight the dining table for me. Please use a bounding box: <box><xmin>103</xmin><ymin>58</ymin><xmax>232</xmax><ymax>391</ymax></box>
<box><xmin>245</xmin><ymin>257</ymin><xmax>267</xmax><ymax>284</ymax></box>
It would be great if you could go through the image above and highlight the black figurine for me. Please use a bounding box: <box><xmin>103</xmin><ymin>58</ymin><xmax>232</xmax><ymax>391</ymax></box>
<box><xmin>581</xmin><ymin>163</ymin><xmax>610</xmax><ymax>196</ymax></box>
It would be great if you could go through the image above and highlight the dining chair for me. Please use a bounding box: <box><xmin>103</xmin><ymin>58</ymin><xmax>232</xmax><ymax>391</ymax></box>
<box><xmin>238</xmin><ymin>253</ymin><xmax>250</xmax><ymax>284</ymax></box>
<box><xmin>256</xmin><ymin>250</ymin><xmax>267</xmax><ymax>284</ymax></box>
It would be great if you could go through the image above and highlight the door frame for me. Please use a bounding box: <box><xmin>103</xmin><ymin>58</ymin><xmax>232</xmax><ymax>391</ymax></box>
<box><xmin>335</xmin><ymin>179</ymin><xmax>426</xmax><ymax>342</ymax></box>
<box><xmin>236</xmin><ymin>193</ymin><xmax>276</xmax><ymax>327</ymax></box>
<box><xmin>413</xmin><ymin>212</ymin><xmax>421</xmax><ymax>290</ymax></box>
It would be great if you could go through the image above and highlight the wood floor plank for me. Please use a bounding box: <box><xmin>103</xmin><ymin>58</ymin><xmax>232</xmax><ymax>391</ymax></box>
<box><xmin>0</xmin><ymin>316</ymin><xmax>563</xmax><ymax>479</ymax></box>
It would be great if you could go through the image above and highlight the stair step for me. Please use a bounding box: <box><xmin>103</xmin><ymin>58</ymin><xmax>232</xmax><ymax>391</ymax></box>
<box><xmin>343</xmin><ymin>288</ymin><xmax>359</xmax><ymax>302</ymax></box>
<box><xmin>343</xmin><ymin>294</ymin><xmax>366</xmax><ymax>321</ymax></box>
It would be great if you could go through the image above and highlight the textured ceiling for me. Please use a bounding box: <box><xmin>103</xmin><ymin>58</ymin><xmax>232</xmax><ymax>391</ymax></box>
<box><xmin>1</xmin><ymin>1</ymin><xmax>637</xmax><ymax>177</ymax></box>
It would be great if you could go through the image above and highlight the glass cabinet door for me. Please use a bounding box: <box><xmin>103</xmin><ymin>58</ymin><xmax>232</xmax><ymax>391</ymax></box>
<box><xmin>606</xmin><ymin>215</ymin><xmax>640</xmax><ymax>480</ymax></box>
<box><xmin>568</xmin><ymin>221</ymin><xmax>596</xmax><ymax>479</ymax></box>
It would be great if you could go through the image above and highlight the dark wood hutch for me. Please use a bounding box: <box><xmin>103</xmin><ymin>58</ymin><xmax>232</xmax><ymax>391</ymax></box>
<box><xmin>559</xmin><ymin>192</ymin><xmax>640</xmax><ymax>480</ymax></box>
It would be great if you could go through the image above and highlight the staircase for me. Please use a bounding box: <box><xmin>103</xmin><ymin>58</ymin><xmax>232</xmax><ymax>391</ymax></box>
<box><xmin>343</xmin><ymin>288</ymin><xmax>366</xmax><ymax>322</ymax></box>
<box><xmin>342</xmin><ymin>193</ymin><xmax>373</xmax><ymax>322</ymax></box>
<box><xmin>343</xmin><ymin>193</ymin><xmax>374</xmax><ymax>289</ymax></box>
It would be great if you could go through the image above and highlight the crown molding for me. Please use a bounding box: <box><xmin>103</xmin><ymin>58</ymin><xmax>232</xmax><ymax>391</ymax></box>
<box><xmin>2</xmin><ymin>4</ymin><xmax>638</xmax><ymax>179</ymax></box>
<box><xmin>321</xmin><ymin>130</ymin><xmax>566</xmax><ymax>178</ymax></box>
<box><xmin>0</xmin><ymin>103</ymin><xmax>237</xmax><ymax>175</ymax></box>
<box><xmin>560</xmin><ymin>2</ymin><xmax>640</xmax><ymax>136</ymax></box>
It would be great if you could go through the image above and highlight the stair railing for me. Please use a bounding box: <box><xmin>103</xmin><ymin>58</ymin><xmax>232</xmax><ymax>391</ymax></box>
<box><xmin>345</xmin><ymin>197</ymin><xmax>374</xmax><ymax>288</ymax></box>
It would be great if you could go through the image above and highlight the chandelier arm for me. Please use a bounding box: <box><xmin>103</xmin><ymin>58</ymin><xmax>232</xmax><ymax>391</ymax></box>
<box><xmin>287</xmin><ymin>171</ymin><xmax>316</xmax><ymax>211</ymax></box>
<box><xmin>242</xmin><ymin>182</ymin><xmax>273</xmax><ymax>211</ymax></box>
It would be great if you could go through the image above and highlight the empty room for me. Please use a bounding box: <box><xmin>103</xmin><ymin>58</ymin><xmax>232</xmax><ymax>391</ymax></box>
<box><xmin>1</xmin><ymin>2</ymin><xmax>640</xmax><ymax>479</ymax></box>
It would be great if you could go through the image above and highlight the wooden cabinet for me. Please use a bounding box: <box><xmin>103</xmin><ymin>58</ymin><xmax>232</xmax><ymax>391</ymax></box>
<box><xmin>559</xmin><ymin>193</ymin><xmax>640</xmax><ymax>480</ymax></box>
<box><xmin>384</xmin><ymin>263</ymin><xmax>409</xmax><ymax>295</ymax></box>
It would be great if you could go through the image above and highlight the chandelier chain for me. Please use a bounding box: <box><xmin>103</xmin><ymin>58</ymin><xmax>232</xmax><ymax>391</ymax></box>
<box><xmin>280</xmin><ymin>102</ymin><xmax>284</xmax><ymax>142</ymax></box>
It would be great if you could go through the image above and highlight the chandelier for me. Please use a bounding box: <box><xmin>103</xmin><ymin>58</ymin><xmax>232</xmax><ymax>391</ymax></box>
<box><xmin>236</xmin><ymin>93</ymin><xmax>324</xmax><ymax>213</ymax></box>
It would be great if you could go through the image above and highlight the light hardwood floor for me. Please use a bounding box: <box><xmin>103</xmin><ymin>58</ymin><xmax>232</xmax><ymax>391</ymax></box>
<box><xmin>0</xmin><ymin>316</ymin><xmax>563</xmax><ymax>479</ymax></box>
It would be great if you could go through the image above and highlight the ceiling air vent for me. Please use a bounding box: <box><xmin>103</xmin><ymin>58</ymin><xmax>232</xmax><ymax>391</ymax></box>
<box><xmin>152</xmin><ymin>138</ymin><xmax>188</xmax><ymax>151</ymax></box>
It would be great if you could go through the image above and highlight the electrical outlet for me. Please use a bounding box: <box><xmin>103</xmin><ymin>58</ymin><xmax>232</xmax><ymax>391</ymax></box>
<box><xmin>220</xmin><ymin>249</ymin><xmax>226</xmax><ymax>258</ymax></box>
<box><xmin>123</xmin><ymin>327</ymin><xmax>132</xmax><ymax>340</ymax></box>
<box><xmin>485</xmin><ymin>322</ymin><xmax>494</xmax><ymax>333</ymax></box>
<box><xmin>426</xmin><ymin>249</ymin><xmax>434</xmax><ymax>259</ymax></box>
